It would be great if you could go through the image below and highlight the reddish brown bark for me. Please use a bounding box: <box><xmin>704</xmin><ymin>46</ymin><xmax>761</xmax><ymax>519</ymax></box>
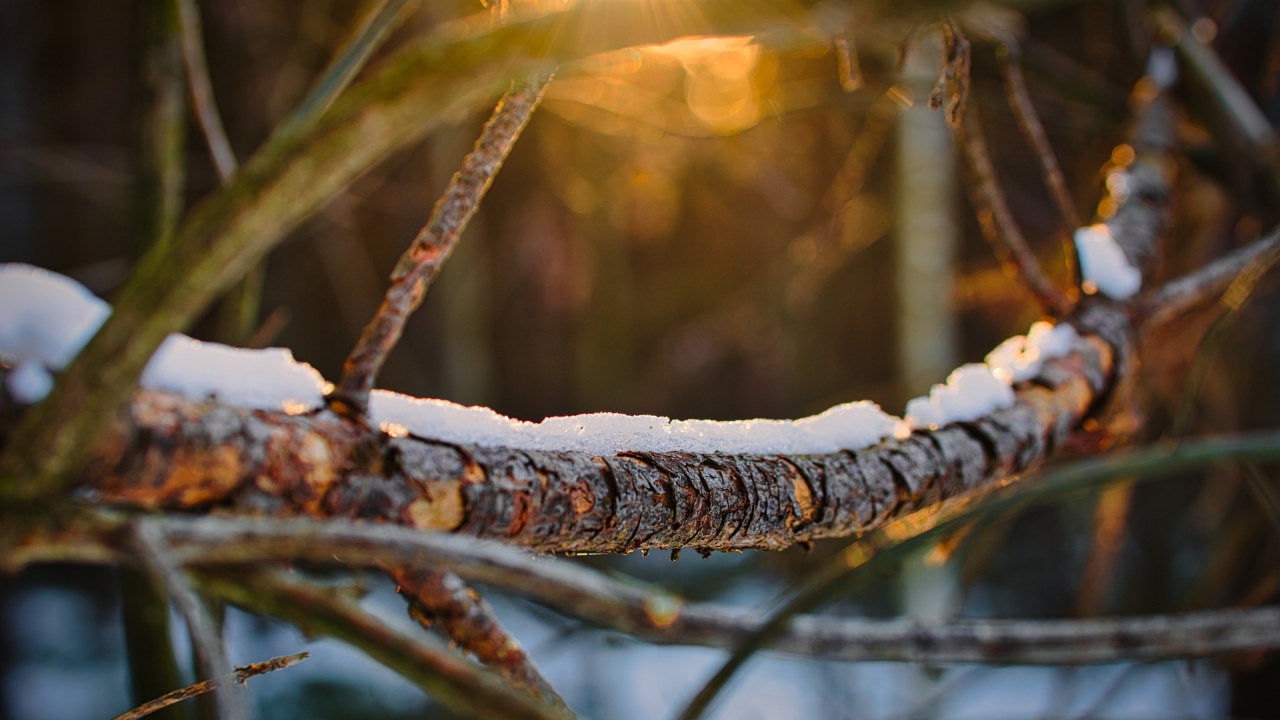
<box><xmin>55</xmin><ymin>327</ymin><xmax>1113</xmax><ymax>554</ymax></box>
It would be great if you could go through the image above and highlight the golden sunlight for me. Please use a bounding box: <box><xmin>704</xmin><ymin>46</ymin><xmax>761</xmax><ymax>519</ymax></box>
<box><xmin>546</xmin><ymin>33</ymin><xmax>767</xmax><ymax>136</ymax></box>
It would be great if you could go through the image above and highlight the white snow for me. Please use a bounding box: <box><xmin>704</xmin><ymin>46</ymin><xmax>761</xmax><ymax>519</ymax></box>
<box><xmin>0</xmin><ymin>263</ymin><xmax>1090</xmax><ymax>453</ymax></box>
<box><xmin>371</xmin><ymin>391</ymin><xmax>900</xmax><ymax>455</ymax></box>
<box><xmin>984</xmin><ymin>321</ymin><xmax>1080</xmax><ymax>383</ymax></box>
<box><xmin>0</xmin><ymin>264</ymin><xmax>111</xmax><ymax>402</ymax></box>
<box><xmin>904</xmin><ymin>364</ymin><xmax>1015</xmax><ymax>430</ymax></box>
<box><xmin>6</xmin><ymin>361</ymin><xmax>55</xmax><ymax>404</ymax></box>
<box><xmin>140</xmin><ymin>335</ymin><xmax>327</xmax><ymax>412</ymax></box>
<box><xmin>0</xmin><ymin>263</ymin><xmax>326</xmax><ymax>410</ymax></box>
<box><xmin>1075</xmin><ymin>223</ymin><xmax>1142</xmax><ymax>299</ymax></box>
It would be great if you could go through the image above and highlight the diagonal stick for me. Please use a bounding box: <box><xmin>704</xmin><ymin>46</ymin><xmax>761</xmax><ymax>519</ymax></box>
<box><xmin>333</xmin><ymin>77</ymin><xmax>549</xmax><ymax>414</ymax></box>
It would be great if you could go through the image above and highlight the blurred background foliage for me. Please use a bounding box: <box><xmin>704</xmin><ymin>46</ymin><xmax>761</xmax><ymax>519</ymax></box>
<box><xmin>2</xmin><ymin>0</ymin><xmax>1280</xmax><ymax>717</ymax></box>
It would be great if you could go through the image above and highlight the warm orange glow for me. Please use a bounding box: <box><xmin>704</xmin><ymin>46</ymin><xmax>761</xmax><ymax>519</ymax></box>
<box><xmin>1110</xmin><ymin>144</ymin><xmax>1135</xmax><ymax>168</ymax></box>
<box><xmin>642</xmin><ymin>593</ymin><xmax>683</xmax><ymax>628</ymax></box>
<box><xmin>545</xmin><ymin>34</ymin><xmax>767</xmax><ymax>136</ymax></box>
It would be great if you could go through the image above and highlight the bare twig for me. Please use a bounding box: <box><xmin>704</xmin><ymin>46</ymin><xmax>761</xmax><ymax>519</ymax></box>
<box><xmin>175</xmin><ymin>0</ymin><xmax>262</xmax><ymax>347</ymax></box>
<box><xmin>333</xmin><ymin>78</ymin><xmax>549</xmax><ymax>413</ymax></box>
<box><xmin>1169</xmin><ymin>227</ymin><xmax>1280</xmax><ymax>434</ymax></box>
<box><xmin>134</xmin><ymin>0</ymin><xmax>187</xmax><ymax>255</ymax></box>
<box><xmin>988</xmin><ymin>28</ymin><xmax>1082</xmax><ymax>287</ymax></box>
<box><xmin>955</xmin><ymin>100</ymin><xmax>1074</xmax><ymax>315</ymax></box>
<box><xmin>1140</xmin><ymin>226</ymin><xmax>1280</xmax><ymax>329</ymax></box>
<box><xmin>392</xmin><ymin>568</ymin><xmax>568</xmax><ymax>709</ymax></box>
<box><xmin>200</xmin><ymin>568</ymin><xmax>574</xmax><ymax>720</ymax></box>
<box><xmin>126</xmin><ymin>3</ymin><xmax>189</xmax><ymax>714</ymax></box>
<box><xmin>133</xmin><ymin>520</ymin><xmax>251</xmax><ymax>720</ymax></box>
<box><xmin>992</xmin><ymin>32</ymin><xmax>1082</xmax><ymax>231</ymax></box>
<box><xmin>276</xmin><ymin>0</ymin><xmax>422</xmax><ymax>140</ymax></box>
<box><xmin>175</xmin><ymin>0</ymin><xmax>236</xmax><ymax>182</ymax></box>
<box><xmin>13</xmin><ymin>510</ymin><xmax>1280</xmax><ymax>668</ymax></box>
<box><xmin>929</xmin><ymin>17</ymin><xmax>971</xmax><ymax>127</ymax></box>
<box><xmin>1073</xmin><ymin>481</ymin><xmax>1134</xmax><ymax>616</ymax></box>
<box><xmin>1241</xmin><ymin>464</ymin><xmax>1280</xmax><ymax>538</ymax></box>
<box><xmin>112</xmin><ymin>652</ymin><xmax>309</xmax><ymax>720</ymax></box>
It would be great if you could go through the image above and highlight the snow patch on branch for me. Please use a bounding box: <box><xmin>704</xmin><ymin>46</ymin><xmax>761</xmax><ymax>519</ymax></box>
<box><xmin>141</xmin><ymin>335</ymin><xmax>326</xmax><ymax>412</ymax></box>
<box><xmin>371</xmin><ymin>392</ymin><xmax>900</xmax><ymax>455</ymax></box>
<box><xmin>0</xmin><ymin>264</ymin><xmax>1088</xmax><ymax>453</ymax></box>
<box><xmin>905</xmin><ymin>321</ymin><xmax>1080</xmax><ymax>430</ymax></box>
<box><xmin>1075</xmin><ymin>223</ymin><xmax>1142</xmax><ymax>299</ymax></box>
<box><xmin>904</xmin><ymin>364</ymin><xmax>1013</xmax><ymax>430</ymax></box>
<box><xmin>985</xmin><ymin>321</ymin><xmax>1080</xmax><ymax>383</ymax></box>
<box><xmin>0</xmin><ymin>264</ymin><xmax>111</xmax><ymax>402</ymax></box>
<box><xmin>0</xmin><ymin>264</ymin><xmax>326</xmax><ymax>411</ymax></box>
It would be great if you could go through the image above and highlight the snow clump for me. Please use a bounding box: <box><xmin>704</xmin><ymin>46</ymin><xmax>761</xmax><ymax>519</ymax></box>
<box><xmin>1075</xmin><ymin>224</ymin><xmax>1141</xmax><ymax>299</ymax></box>
<box><xmin>904</xmin><ymin>364</ymin><xmax>1015</xmax><ymax>430</ymax></box>
<box><xmin>0</xmin><ymin>264</ymin><xmax>111</xmax><ymax>403</ymax></box>
<box><xmin>370</xmin><ymin>392</ymin><xmax>900</xmax><ymax>456</ymax></box>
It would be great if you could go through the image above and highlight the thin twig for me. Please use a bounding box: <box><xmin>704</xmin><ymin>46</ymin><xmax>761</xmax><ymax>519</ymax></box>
<box><xmin>929</xmin><ymin>17</ymin><xmax>971</xmax><ymax>128</ymax></box>
<box><xmin>276</xmin><ymin>0</ymin><xmax>421</xmax><ymax>139</ymax></box>
<box><xmin>955</xmin><ymin>99</ymin><xmax>1074</xmax><ymax>315</ymax></box>
<box><xmin>988</xmin><ymin>28</ymin><xmax>1082</xmax><ymax>288</ymax></box>
<box><xmin>112</xmin><ymin>652</ymin><xmax>309</xmax><ymax>720</ymax></box>
<box><xmin>134</xmin><ymin>0</ymin><xmax>187</xmax><ymax>255</ymax></box>
<box><xmin>20</xmin><ymin>509</ymin><xmax>1280</xmax><ymax>661</ymax></box>
<box><xmin>1073</xmin><ymin>481</ymin><xmax>1134</xmax><ymax>616</ymax></box>
<box><xmin>200</xmin><ymin>568</ymin><xmax>574</xmax><ymax>720</ymax></box>
<box><xmin>992</xmin><ymin>31</ymin><xmax>1082</xmax><ymax>231</ymax></box>
<box><xmin>133</xmin><ymin>520</ymin><xmax>251</xmax><ymax>720</ymax></box>
<box><xmin>126</xmin><ymin>3</ymin><xmax>190</xmax><ymax>714</ymax></box>
<box><xmin>175</xmin><ymin>0</ymin><xmax>262</xmax><ymax>347</ymax></box>
<box><xmin>333</xmin><ymin>77</ymin><xmax>550</xmax><ymax>413</ymax></box>
<box><xmin>1140</xmin><ymin>226</ymin><xmax>1280</xmax><ymax>329</ymax></box>
<box><xmin>1169</xmin><ymin>229</ymin><xmax>1280</xmax><ymax>434</ymax></box>
<box><xmin>176</xmin><ymin>0</ymin><xmax>236</xmax><ymax>182</ymax></box>
<box><xmin>392</xmin><ymin>568</ymin><xmax>568</xmax><ymax>709</ymax></box>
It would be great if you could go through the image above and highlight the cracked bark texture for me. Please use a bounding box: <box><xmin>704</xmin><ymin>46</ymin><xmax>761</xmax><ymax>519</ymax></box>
<box><xmin>24</xmin><ymin>329</ymin><xmax>1113</xmax><ymax>554</ymax></box>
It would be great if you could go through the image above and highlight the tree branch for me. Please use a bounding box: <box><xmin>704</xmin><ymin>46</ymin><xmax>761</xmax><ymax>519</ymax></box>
<box><xmin>1139</xmin><ymin>226</ymin><xmax>1280</xmax><ymax>330</ymax></box>
<box><xmin>133</xmin><ymin>519</ymin><xmax>251</xmax><ymax>720</ymax></box>
<box><xmin>16</xmin><ymin>511</ymin><xmax>1280</xmax><ymax>667</ymax></box>
<box><xmin>955</xmin><ymin>89</ymin><xmax>1074</xmax><ymax>315</ymax></box>
<box><xmin>176</xmin><ymin>0</ymin><xmax>236</xmax><ymax>183</ymax></box>
<box><xmin>0</xmin><ymin>0</ymin><xmax>828</xmax><ymax>526</ymax></box>
<box><xmin>75</xmin><ymin>326</ymin><xmax>1109</xmax><ymax>552</ymax></box>
<box><xmin>334</xmin><ymin>78</ymin><xmax>549</xmax><ymax>413</ymax></box>
<box><xmin>197</xmin><ymin>568</ymin><xmax>573</xmax><ymax>720</ymax></box>
<box><xmin>392</xmin><ymin>567</ymin><xmax>567</xmax><ymax>707</ymax></box>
